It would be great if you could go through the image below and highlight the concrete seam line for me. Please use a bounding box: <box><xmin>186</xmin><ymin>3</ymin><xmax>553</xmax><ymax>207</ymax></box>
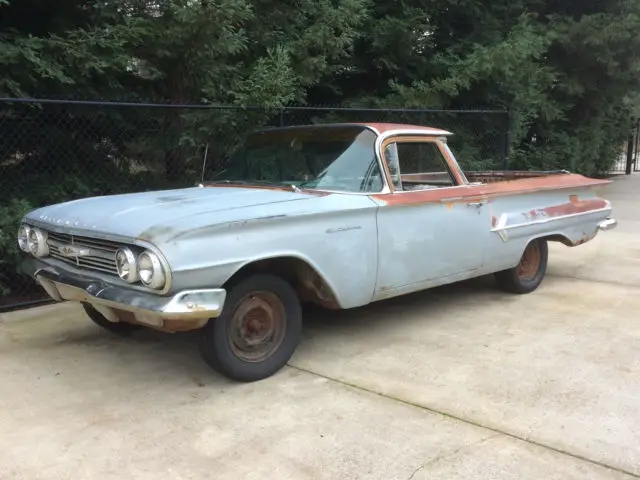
<box><xmin>287</xmin><ymin>365</ymin><xmax>640</xmax><ymax>479</ymax></box>
<box><xmin>546</xmin><ymin>273</ymin><xmax>640</xmax><ymax>290</ymax></box>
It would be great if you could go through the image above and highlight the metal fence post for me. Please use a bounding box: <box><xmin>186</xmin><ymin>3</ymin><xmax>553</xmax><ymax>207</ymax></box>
<box><xmin>634</xmin><ymin>120</ymin><xmax>640</xmax><ymax>172</ymax></box>
<box><xmin>502</xmin><ymin>109</ymin><xmax>510</xmax><ymax>170</ymax></box>
<box><xmin>625</xmin><ymin>119</ymin><xmax>635</xmax><ymax>175</ymax></box>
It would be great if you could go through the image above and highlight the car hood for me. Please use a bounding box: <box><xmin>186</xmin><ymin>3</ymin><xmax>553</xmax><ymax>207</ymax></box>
<box><xmin>25</xmin><ymin>186</ymin><xmax>320</xmax><ymax>242</ymax></box>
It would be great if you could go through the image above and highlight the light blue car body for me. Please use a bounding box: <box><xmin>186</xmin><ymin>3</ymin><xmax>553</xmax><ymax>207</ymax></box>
<box><xmin>19</xmin><ymin>123</ymin><xmax>617</xmax><ymax>331</ymax></box>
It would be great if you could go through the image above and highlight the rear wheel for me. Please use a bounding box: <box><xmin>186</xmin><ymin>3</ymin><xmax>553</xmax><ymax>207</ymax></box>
<box><xmin>495</xmin><ymin>238</ymin><xmax>548</xmax><ymax>294</ymax></box>
<box><xmin>198</xmin><ymin>274</ymin><xmax>302</xmax><ymax>382</ymax></box>
<box><xmin>82</xmin><ymin>303</ymin><xmax>141</xmax><ymax>335</ymax></box>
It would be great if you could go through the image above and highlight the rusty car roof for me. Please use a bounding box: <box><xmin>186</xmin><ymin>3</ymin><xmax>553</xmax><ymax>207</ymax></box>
<box><xmin>354</xmin><ymin>123</ymin><xmax>453</xmax><ymax>136</ymax></box>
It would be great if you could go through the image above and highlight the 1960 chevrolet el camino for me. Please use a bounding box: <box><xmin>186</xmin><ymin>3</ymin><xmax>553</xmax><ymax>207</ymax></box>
<box><xmin>18</xmin><ymin>123</ymin><xmax>617</xmax><ymax>381</ymax></box>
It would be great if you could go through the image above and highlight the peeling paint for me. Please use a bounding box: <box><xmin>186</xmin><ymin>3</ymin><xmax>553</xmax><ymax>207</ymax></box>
<box><xmin>371</xmin><ymin>174</ymin><xmax>610</xmax><ymax>207</ymax></box>
<box><xmin>542</xmin><ymin>198</ymin><xmax>608</xmax><ymax>218</ymax></box>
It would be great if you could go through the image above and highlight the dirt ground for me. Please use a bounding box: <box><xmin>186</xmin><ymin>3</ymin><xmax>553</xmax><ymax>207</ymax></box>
<box><xmin>1</xmin><ymin>175</ymin><xmax>638</xmax><ymax>480</ymax></box>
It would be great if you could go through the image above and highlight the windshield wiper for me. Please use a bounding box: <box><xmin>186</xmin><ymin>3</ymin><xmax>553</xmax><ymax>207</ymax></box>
<box><xmin>204</xmin><ymin>179</ymin><xmax>303</xmax><ymax>192</ymax></box>
<box><xmin>205</xmin><ymin>179</ymin><xmax>266</xmax><ymax>186</ymax></box>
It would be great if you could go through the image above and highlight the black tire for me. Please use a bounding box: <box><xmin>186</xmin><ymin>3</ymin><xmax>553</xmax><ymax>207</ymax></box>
<box><xmin>495</xmin><ymin>238</ymin><xmax>548</xmax><ymax>294</ymax></box>
<box><xmin>82</xmin><ymin>303</ymin><xmax>141</xmax><ymax>335</ymax></box>
<box><xmin>198</xmin><ymin>274</ymin><xmax>302</xmax><ymax>382</ymax></box>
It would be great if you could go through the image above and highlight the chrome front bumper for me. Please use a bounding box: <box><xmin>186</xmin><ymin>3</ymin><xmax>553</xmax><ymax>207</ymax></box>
<box><xmin>22</xmin><ymin>259</ymin><xmax>226</xmax><ymax>330</ymax></box>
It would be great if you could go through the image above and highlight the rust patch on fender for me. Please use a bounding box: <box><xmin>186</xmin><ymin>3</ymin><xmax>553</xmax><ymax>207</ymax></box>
<box><xmin>542</xmin><ymin>198</ymin><xmax>609</xmax><ymax>218</ymax></box>
<box><xmin>570</xmin><ymin>230</ymin><xmax>595</xmax><ymax>247</ymax></box>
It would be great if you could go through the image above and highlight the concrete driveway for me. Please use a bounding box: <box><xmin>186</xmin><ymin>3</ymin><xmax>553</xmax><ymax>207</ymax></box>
<box><xmin>1</xmin><ymin>175</ymin><xmax>639</xmax><ymax>480</ymax></box>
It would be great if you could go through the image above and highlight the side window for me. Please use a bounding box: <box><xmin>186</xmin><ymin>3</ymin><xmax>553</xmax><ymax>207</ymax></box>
<box><xmin>384</xmin><ymin>141</ymin><xmax>455</xmax><ymax>191</ymax></box>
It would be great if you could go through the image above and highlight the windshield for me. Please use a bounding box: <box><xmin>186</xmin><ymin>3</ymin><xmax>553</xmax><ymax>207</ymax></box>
<box><xmin>207</xmin><ymin>125</ymin><xmax>384</xmax><ymax>193</ymax></box>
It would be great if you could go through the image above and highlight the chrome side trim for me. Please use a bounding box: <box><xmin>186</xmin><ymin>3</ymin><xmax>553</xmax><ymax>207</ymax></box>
<box><xmin>491</xmin><ymin>207</ymin><xmax>612</xmax><ymax>233</ymax></box>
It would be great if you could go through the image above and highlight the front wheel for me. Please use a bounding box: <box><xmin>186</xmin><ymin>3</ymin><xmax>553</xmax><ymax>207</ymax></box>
<box><xmin>495</xmin><ymin>238</ymin><xmax>548</xmax><ymax>294</ymax></box>
<box><xmin>198</xmin><ymin>274</ymin><xmax>302</xmax><ymax>382</ymax></box>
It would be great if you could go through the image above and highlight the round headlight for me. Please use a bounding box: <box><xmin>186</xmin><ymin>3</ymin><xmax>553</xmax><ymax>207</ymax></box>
<box><xmin>115</xmin><ymin>248</ymin><xmax>139</xmax><ymax>283</ymax></box>
<box><xmin>17</xmin><ymin>225</ymin><xmax>31</xmax><ymax>252</ymax></box>
<box><xmin>27</xmin><ymin>228</ymin><xmax>49</xmax><ymax>257</ymax></box>
<box><xmin>139</xmin><ymin>251</ymin><xmax>165</xmax><ymax>289</ymax></box>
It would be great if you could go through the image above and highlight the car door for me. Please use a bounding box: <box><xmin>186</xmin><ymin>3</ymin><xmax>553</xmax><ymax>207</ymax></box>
<box><xmin>370</xmin><ymin>137</ymin><xmax>491</xmax><ymax>299</ymax></box>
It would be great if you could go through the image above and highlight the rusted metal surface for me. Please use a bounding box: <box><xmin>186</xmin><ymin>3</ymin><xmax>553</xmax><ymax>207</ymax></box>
<box><xmin>228</xmin><ymin>291</ymin><xmax>286</xmax><ymax>362</ymax></box>
<box><xmin>371</xmin><ymin>172</ymin><xmax>610</xmax><ymax>207</ymax></box>
<box><xmin>358</xmin><ymin>122</ymin><xmax>452</xmax><ymax>136</ymax></box>
<box><xmin>516</xmin><ymin>242</ymin><xmax>541</xmax><ymax>280</ymax></box>
<box><xmin>228</xmin><ymin>257</ymin><xmax>341</xmax><ymax>310</ymax></box>
<box><xmin>530</xmin><ymin>198</ymin><xmax>609</xmax><ymax>220</ymax></box>
<box><xmin>114</xmin><ymin>309</ymin><xmax>210</xmax><ymax>333</ymax></box>
<box><xmin>465</xmin><ymin>170</ymin><xmax>569</xmax><ymax>184</ymax></box>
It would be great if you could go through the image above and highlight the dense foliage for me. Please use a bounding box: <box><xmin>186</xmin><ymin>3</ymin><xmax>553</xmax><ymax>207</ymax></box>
<box><xmin>1</xmin><ymin>0</ymin><xmax>639</xmax><ymax>296</ymax></box>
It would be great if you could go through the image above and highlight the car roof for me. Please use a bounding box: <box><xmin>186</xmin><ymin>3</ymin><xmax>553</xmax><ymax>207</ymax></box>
<box><xmin>352</xmin><ymin>122</ymin><xmax>453</xmax><ymax>136</ymax></box>
<box><xmin>251</xmin><ymin>122</ymin><xmax>453</xmax><ymax>137</ymax></box>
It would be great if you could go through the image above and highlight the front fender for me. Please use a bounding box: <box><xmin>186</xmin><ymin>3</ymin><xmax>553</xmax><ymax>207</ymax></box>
<box><xmin>159</xmin><ymin>194</ymin><xmax>380</xmax><ymax>309</ymax></box>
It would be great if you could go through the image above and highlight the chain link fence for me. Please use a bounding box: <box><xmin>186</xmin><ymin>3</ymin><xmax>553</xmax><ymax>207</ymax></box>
<box><xmin>611</xmin><ymin>119</ymin><xmax>640</xmax><ymax>175</ymax></box>
<box><xmin>0</xmin><ymin>98</ymin><xmax>509</xmax><ymax>311</ymax></box>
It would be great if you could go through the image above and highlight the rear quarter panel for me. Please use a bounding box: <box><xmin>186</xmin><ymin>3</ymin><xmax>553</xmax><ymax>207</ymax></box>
<box><xmin>484</xmin><ymin>184</ymin><xmax>612</xmax><ymax>272</ymax></box>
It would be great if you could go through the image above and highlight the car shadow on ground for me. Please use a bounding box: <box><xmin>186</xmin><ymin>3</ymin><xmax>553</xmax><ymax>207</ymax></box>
<box><xmin>39</xmin><ymin>274</ymin><xmax>503</xmax><ymax>385</ymax></box>
<box><xmin>302</xmin><ymin>274</ymin><xmax>501</xmax><ymax>326</ymax></box>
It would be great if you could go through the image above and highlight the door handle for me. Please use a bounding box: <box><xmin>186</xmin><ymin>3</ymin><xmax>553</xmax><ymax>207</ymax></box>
<box><xmin>467</xmin><ymin>200</ymin><xmax>487</xmax><ymax>208</ymax></box>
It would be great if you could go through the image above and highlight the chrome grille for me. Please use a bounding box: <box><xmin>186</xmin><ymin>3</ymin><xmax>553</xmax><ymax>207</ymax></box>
<box><xmin>46</xmin><ymin>231</ymin><xmax>123</xmax><ymax>275</ymax></box>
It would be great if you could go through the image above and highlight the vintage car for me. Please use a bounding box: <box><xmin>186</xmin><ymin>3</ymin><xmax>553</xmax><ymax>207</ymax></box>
<box><xmin>18</xmin><ymin>123</ymin><xmax>617</xmax><ymax>381</ymax></box>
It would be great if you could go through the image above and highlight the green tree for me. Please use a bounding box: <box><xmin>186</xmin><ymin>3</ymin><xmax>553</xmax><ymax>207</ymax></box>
<box><xmin>323</xmin><ymin>0</ymin><xmax>640</xmax><ymax>175</ymax></box>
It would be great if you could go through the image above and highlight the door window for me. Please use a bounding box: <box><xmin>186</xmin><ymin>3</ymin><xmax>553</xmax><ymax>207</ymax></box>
<box><xmin>383</xmin><ymin>141</ymin><xmax>456</xmax><ymax>191</ymax></box>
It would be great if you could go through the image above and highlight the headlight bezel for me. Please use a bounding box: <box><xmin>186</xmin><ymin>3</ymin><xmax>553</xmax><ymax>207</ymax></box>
<box><xmin>115</xmin><ymin>247</ymin><xmax>139</xmax><ymax>283</ymax></box>
<box><xmin>138</xmin><ymin>251</ymin><xmax>166</xmax><ymax>290</ymax></box>
<box><xmin>17</xmin><ymin>224</ymin><xmax>31</xmax><ymax>252</ymax></box>
<box><xmin>27</xmin><ymin>227</ymin><xmax>49</xmax><ymax>257</ymax></box>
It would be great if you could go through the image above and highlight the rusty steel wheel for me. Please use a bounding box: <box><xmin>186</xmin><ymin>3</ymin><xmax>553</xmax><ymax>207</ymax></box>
<box><xmin>516</xmin><ymin>241</ymin><xmax>542</xmax><ymax>282</ymax></box>
<box><xmin>495</xmin><ymin>238</ymin><xmax>548</xmax><ymax>294</ymax></box>
<box><xmin>228</xmin><ymin>291</ymin><xmax>287</xmax><ymax>363</ymax></box>
<box><xmin>199</xmin><ymin>274</ymin><xmax>302</xmax><ymax>382</ymax></box>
